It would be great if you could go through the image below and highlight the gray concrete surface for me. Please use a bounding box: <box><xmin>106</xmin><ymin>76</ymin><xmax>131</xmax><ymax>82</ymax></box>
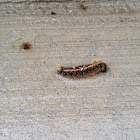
<box><xmin>0</xmin><ymin>0</ymin><xmax>140</xmax><ymax>140</ymax></box>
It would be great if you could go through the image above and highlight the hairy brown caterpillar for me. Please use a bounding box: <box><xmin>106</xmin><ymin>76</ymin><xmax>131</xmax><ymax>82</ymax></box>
<box><xmin>57</xmin><ymin>61</ymin><xmax>107</xmax><ymax>78</ymax></box>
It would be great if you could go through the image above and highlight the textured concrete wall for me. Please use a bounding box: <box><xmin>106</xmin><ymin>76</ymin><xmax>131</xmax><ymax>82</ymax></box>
<box><xmin>0</xmin><ymin>1</ymin><xmax>140</xmax><ymax>140</ymax></box>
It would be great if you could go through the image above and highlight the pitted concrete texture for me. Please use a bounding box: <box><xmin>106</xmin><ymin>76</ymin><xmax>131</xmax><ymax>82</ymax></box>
<box><xmin>0</xmin><ymin>1</ymin><xmax>140</xmax><ymax>140</ymax></box>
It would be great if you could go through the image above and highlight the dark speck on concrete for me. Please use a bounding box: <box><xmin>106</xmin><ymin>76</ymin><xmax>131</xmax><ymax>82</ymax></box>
<box><xmin>20</xmin><ymin>42</ymin><xmax>32</xmax><ymax>50</ymax></box>
<box><xmin>79</xmin><ymin>4</ymin><xmax>88</xmax><ymax>11</ymax></box>
<box><xmin>51</xmin><ymin>12</ymin><xmax>56</xmax><ymax>15</ymax></box>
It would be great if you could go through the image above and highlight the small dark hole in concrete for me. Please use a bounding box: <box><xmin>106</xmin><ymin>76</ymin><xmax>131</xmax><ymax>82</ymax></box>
<box><xmin>51</xmin><ymin>12</ymin><xmax>56</xmax><ymax>15</ymax></box>
<box><xmin>79</xmin><ymin>4</ymin><xmax>88</xmax><ymax>11</ymax></box>
<box><xmin>21</xmin><ymin>43</ymin><xmax>32</xmax><ymax>50</ymax></box>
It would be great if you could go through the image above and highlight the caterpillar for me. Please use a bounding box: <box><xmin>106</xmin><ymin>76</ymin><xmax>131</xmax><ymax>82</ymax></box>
<box><xmin>57</xmin><ymin>61</ymin><xmax>107</xmax><ymax>78</ymax></box>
